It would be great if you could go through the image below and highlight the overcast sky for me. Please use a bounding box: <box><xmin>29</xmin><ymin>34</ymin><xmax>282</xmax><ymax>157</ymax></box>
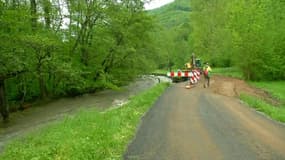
<box><xmin>144</xmin><ymin>0</ymin><xmax>175</xmax><ymax>10</ymax></box>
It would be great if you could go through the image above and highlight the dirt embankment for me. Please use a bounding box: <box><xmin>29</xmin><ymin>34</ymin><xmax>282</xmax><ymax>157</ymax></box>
<box><xmin>210</xmin><ymin>75</ymin><xmax>280</xmax><ymax>106</ymax></box>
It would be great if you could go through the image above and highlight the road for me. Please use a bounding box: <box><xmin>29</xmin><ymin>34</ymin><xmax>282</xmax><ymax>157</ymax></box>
<box><xmin>124</xmin><ymin>81</ymin><xmax>285</xmax><ymax>160</ymax></box>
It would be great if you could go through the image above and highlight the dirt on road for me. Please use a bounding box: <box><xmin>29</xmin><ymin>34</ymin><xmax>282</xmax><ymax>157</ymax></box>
<box><xmin>124</xmin><ymin>76</ymin><xmax>285</xmax><ymax>160</ymax></box>
<box><xmin>211</xmin><ymin>75</ymin><xmax>280</xmax><ymax>105</ymax></box>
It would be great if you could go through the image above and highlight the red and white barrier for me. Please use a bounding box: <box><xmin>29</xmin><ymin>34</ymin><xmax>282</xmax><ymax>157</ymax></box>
<box><xmin>167</xmin><ymin>69</ymin><xmax>201</xmax><ymax>84</ymax></box>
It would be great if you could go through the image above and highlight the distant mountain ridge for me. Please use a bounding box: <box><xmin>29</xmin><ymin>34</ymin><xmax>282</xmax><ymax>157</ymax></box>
<box><xmin>149</xmin><ymin>0</ymin><xmax>191</xmax><ymax>28</ymax></box>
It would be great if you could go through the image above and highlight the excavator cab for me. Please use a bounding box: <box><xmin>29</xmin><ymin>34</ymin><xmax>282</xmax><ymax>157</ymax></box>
<box><xmin>195</xmin><ymin>59</ymin><xmax>202</xmax><ymax>68</ymax></box>
<box><xmin>195</xmin><ymin>58</ymin><xmax>203</xmax><ymax>74</ymax></box>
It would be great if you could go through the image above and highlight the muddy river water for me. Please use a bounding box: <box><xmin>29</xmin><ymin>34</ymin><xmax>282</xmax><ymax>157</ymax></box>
<box><xmin>0</xmin><ymin>75</ymin><xmax>171</xmax><ymax>152</ymax></box>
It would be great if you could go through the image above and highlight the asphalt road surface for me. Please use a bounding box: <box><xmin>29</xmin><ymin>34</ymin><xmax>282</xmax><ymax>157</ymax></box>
<box><xmin>124</xmin><ymin>82</ymin><xmax>285</xmax><ymax>160</ymax></box>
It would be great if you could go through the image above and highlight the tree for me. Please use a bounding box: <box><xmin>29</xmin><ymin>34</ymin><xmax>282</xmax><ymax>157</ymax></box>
<box><xmin>0</xmin><ymin>1</ymin><xmax>30</xmax><ymax>121</ymax></box>
<box><xmin>189</xmin><ymin>0</ymin><xmax>285</xmax><ymax>80</ymax></box>
<box><xmin>0</xmin><ymin>0</ymin><xmax>158</xmax><ymax>121</ymax></box>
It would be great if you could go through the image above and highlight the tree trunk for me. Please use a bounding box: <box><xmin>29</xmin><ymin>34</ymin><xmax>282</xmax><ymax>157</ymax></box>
<box><xmin>39</xmin><ymin>75</ymin><xmax>47</xmax><ymax>99</ymax></box>
<box><xmin>43</xmin><ymin>0</ymin><xmax>51</xmax><ymax>29</ymax></box>
<box><xmin>38</xmin><ymin>63</ymin><xmax>47</xmax><ymax>99</ymax></box>
<box><xmin>30</xmin><ymin>0</ymin><xmax>37</xmax><ymax>31</ymax></box>
<box><xmin>0</xmin><ymin>79</ymin><xmax>9</xmax><ymax>122</ymax></box>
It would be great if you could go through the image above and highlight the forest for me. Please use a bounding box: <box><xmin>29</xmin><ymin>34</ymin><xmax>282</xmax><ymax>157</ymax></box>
<box><xmin>189</xmin><ymin>0</ymin><xmax>285</xmax><ymax>80</ymax></box>
<box><xmin>0</xmin><ymin>0</ymin><xmax>159</xmax><ymax>121</ymax></box>
<box><xmin>1</xmin><ymin>0</ymin><xmax>285</xmax><ymax>121</ymax></box>
<box><xmin>152</xmin><ymin>0</ymin><xmax>285</xmax><ymax>82</ymax></box>
<box><xmin>1</xmin><ymin>0</ymin><xmax>285</xmax><ymax>159</ymax></box>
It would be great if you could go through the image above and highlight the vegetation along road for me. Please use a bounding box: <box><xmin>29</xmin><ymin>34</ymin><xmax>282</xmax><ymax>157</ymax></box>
<box><xmin>1</xmin><ymin>0</ymin><xmax>285</xmax><ymax>159</ymax></box>
<box><xmin>0</xmin><ymin>76</ymin><xmax>166</xmax><ymax>152</ymax></box>
<box><xmin>125</xmin><ymin>77</ymin><xmax>285</xmax><ymax>160</ymax></box>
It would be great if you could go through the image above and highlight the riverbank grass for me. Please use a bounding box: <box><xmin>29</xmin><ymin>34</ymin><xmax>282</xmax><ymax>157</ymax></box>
<box><xmin>240</xmin><ymin>81</ymin><xmax>285</xmax><ymax>123</ymax></box>
<box><xmin>0</xmin><ymin>83</ymin><xmax>169</xmax><ymax>160</ymax></box>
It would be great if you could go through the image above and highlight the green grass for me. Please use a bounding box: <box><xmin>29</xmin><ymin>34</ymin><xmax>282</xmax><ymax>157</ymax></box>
<box><xmin>152</xmin><ymin>69</ymin><xmax>168</xmax><ymax>75</ymax></box>
<box><xmin>0</xmin><ymin>83</ymin><xmax>170</xmax><ymax>160</ymax></box>
<box><xmin>240</xmin><ymin>80</ymin><xmax>285</xmax><ymax>123</ymax></box>
<box><xmin>240</xmin><ymin>93</ymin><xmax>285</xmax><ymax>123</ymax></box>
<box><xmin>249</xmin><ymin>81</ymin><xmax>285</xmax><ymax>104</ymax></box>
<box><xmin>212</xmin><ymin>67</ymin><xmax>244</xmax><ymax>79</ymax></box>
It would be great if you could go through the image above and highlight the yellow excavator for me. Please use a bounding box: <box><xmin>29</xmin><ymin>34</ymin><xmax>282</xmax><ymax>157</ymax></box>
<box><xmin>184</xmin><ymin>53</ymin><xmax>202</xmax><ymax>71</ymax></box>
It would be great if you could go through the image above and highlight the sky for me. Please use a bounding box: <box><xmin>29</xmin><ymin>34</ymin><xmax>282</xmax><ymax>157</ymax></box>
<box><xmin>58</xmin><ymin>0</ymin><xmax>175</xmax><ymax>29</ymax></box>
<box><xmin>144</xmin><ymin>0</ymin><xmax>175</xmax><ymax>10</ymax></box>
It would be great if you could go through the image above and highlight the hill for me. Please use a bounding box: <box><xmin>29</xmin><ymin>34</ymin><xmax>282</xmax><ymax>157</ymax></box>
<box><xmin>148</xmin><ymin>0</ymin><xmax>192</xmax><ymax>70</ymax></box>
<box><xmin>149</xmin><ymin>0</ymin><xmax>191</xmax><ymax>28</ymax></box>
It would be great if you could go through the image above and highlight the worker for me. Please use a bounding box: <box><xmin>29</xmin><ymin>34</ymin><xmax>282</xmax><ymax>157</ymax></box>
<box><xmin>203</xmin><ymin>62</ymin><xmax>212</xmax><ymax>88</ymax></box>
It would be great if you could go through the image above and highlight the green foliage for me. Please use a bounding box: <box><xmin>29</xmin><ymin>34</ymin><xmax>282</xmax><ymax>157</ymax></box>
<box><xmin>149</xmin><ymin>0</ymin><xmax>192</xmax><ymax>70</ymax></box>
<box><xmin>0</xmin><ymin>5</ymin><xmax>30</xmax><ymax>75</ymax></box>
<box><xmin>0</xmin><ymin>0</ymin><xmax>157</xmax><ymax>115</ymax></box>
<box><xmin>189</xmin><ymin>0</ymin><xmax>285</xmax><ymax>80</ymax></box>
<box><xmin>0</xmin><ymin>83</ymin><xmax>169</xmax><ymax>160</ymax></box>
<box><xmin>212</xmin><ymin>67</ymin><xmax>244</xmax><ymax>79</ymax></box>
<box><xmin>150</xmin><ymin>0</ymin><xmax>190</xmax><ymax>28</ymax></box>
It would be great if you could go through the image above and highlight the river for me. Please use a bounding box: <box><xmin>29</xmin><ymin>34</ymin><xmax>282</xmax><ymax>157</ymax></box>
<box><xmin>0</xmin><ymin>75</ymin><xmax>171</xmax><ymax>152</ymax></box>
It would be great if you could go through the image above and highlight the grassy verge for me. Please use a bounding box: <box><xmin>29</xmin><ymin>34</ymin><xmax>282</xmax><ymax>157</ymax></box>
<box><xmin>0</xmin><ymin>83</ymin><xmax>170</xmax><ymax>160</ymax></box>
<box><xmin>249</xmin><ymin>81</ymin><xmax>285</xmax><ymax>104</ymax></box>
<box><xmin>152</xmin><ymin>69</ymin><xmax>168</xmax><ymax>75</ymax></box>
<box><xmin>240</xmin><ymin>81</ymin><xmax>285</xmax><ymax>123</ymax></box>
<box><xmin>240</xmin><ymin>94</ymin><xmax>285</xmax><ymax>123</ymax></box>
<box><xmin>212</xmin><ymin>67</ymin><xmax>244</xmax><ymax>79</ymax></box>
<box><xmin>211</xmin><ymin>68</ymin><xmax>285</xmax><ymax>122</ymax></box>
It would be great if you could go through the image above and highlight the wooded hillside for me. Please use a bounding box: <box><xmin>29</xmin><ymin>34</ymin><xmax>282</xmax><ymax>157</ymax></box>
<box><xmin>1</xmin><ymin>0</ymin><xmax>285</xmax><ymax>121</ymax></box>
<box><xmin>0</xmin><ymin>0</ymin><xmax>156</xmax><ymax>120</ymax></box>
<box><xmin>152</xmin><ymin>0</ymin><xmax>285</xmax><ymax>81</ymax></box>
<box><xmin>149</xmin><ymin>0</ymin><xmax>192</xmax><ymax>70</ymax></box>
